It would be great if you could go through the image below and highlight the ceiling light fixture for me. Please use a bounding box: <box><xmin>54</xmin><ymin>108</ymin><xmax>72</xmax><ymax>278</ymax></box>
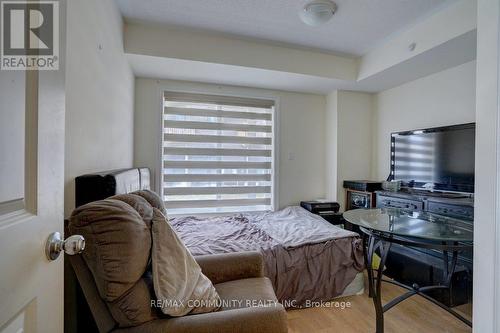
<box><xmin>299</xmin><ymin>0</ymin><xmax>337</xmax><ymax>26</ymax></box>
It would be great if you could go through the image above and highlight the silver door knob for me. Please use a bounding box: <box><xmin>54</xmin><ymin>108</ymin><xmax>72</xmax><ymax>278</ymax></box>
<box><xmin>45</xmin><ymin>232</ymin><xmax>85</xmax><ymax>261</ymax></box>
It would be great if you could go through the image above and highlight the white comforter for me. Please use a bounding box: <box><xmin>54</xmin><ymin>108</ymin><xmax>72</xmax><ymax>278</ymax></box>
<box><xmin>243</xmin><ymin>206</ymin><xmax>358</xmax><ymax>248</ymax></box>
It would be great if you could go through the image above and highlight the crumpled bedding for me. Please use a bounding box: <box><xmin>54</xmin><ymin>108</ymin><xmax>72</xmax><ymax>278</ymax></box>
<box><xmin>170</xmin><ymin>206</ymin><xmax>364</xmax><ymax>307</ymax></box>
<box><xmin>242</xmin><ymin>206</ymin><xmax>359</xmax><ymax>247</ymax></box>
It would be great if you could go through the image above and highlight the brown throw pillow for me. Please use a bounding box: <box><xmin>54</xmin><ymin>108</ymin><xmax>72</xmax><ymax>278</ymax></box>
<box><xmin>150</xmin><ymin>208</ymin><xmax>221</xmax><ymax>316</ymax></box>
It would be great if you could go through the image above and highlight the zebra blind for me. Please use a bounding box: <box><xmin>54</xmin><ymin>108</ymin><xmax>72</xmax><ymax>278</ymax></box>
<box><xmin>162</xmin><ymin>92</ymin><xmax>275</xmax><ymax>215</ymax></box>
<box><xmin>392</xmin><ymin>133</ymin><xmax>435</xmax><ymax>182</ymax></box>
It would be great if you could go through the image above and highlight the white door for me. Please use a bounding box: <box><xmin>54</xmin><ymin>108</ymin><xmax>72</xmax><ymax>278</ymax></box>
<box><xmin>0</xmin><ymin>1</ymin><xmax>67</xmax><ymax>332</ymax></box>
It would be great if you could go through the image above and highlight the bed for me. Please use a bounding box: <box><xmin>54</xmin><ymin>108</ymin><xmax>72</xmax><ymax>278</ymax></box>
<box><xmin>170</xmin><ymin>206</ymin><xmax>365</xmax><ymax>308</ymax></box>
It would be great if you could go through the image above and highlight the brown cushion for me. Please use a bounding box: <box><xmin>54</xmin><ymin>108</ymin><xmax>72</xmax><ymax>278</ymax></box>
<box><xmin>107</xmin><ymin>271</ymin><xmax>160</xmax><ymax>327</ymax></box>
<box><xmin>68</xmin><ymin>196</ymin><xmax>158</xmax><ymax>327</ymax></box>
<box><xmin>133</xmin><ymin>190</ymin><xmax>167</xmax><ymax>215</ymax></box>
<box><xmin>150</xmin><ymin>208</ymin><xmax>220</xmax><ymax>317</ymax></box>
<box><xmin>215</xmin><ymin>277</ymin><xmax>277</xmax><ymax>310</ymax></box>
<box><xmin>109</xmin><ymin>193</ymin><xmax>155</xmax><ymax>229</ymax></box>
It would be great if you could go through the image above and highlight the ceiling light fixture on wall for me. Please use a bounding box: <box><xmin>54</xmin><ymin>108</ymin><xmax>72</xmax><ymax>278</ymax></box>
<box><xmin>299</xmin><ymin>0</ymin><xmax>337</xmax><ymax>26</ymax></box>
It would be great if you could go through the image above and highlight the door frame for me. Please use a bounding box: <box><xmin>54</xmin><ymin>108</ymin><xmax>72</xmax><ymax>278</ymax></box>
<box><xmin>473</xmin><ymin>0</ymin><xmax>500</xmax><ymax>332</ymax></box>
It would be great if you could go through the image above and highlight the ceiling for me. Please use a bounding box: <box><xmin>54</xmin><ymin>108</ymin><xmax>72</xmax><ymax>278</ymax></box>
<box><xmin>115</xmin><ymin>0</ymin><xmax>457</xmax><ymax>56</ymax></box>
<box><xmin>128</xmin><ymin>28</ymin><xmax>476</xmax><ymax>94</ymax></box>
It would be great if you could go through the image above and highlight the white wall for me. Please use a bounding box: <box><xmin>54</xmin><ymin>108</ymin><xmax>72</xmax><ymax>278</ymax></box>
<box><xmin>64</xmin><ymin>0</ymin><xmax>134</xmax><ymax>216</ymax></box>
<box><xmin>337</xmin><ymin>92</ymin><xmax>374</xmax><ymax>210</ymax></box>
<box><xmin>473</xmin><ymin>0</ymin><xmax>500</xmax><ymax>331</ymax></box>
<box><xmin>325</xmin><ymin>91</ymin><xmax>374</xmax><ymax>210</ymax></box>
<box><xmin>325</xmin><ymin>91</ymin><xmax>338</xmax><ymax>202</ymax></box>
<box><xmin>373</xmin><ymin>60</ymin><xmax>477</xmax><ymax>180</ymax></box>
<box><xmin>134</xmin><ymin>78</ymin><xmax>326</xmax><ymax>209</ymax></box>
<box><xmin>359</xmin><ymin>0</ymin><xmax>476</xmax><ymax>80</ymax></box>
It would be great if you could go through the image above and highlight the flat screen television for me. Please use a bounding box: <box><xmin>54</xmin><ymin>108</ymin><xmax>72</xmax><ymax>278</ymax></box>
<box><xmin>390</xmin><ymin>123</ymin><xmax>475</xmax><ymax>193</ymax></box>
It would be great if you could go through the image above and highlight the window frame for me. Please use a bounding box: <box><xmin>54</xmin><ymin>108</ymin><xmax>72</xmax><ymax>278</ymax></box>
<box><xmin>157</xmin><ymin>86</ymin><xmax>280</xmax><ymax>216</ymax></box>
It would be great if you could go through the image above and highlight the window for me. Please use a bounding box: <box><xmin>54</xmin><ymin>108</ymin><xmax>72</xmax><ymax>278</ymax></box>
<box><xmin>162</xmin><ymin>91</ymin><xmax>275</xmax><ymax>215</ymax></box>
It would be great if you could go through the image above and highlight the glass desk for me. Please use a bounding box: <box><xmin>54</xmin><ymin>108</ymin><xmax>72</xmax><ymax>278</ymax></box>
<box><xmin>343</xmin><ymin>208</ymin><xmax>473</xmax><ymax>333</ymax></box>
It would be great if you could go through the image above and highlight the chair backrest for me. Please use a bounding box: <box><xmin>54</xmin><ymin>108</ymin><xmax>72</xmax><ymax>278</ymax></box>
<box><xmin>65</xmin><ymin>221</ymin><xmax>117</xmax><ymax>333</ymax></box>
<box><xmin>68</xmin><ymin>190</ymin><xmax>166</xmax><ymax>330</ymax></box>
<box><xmin>68</xmin><ymin>250</ymin><xmax>118</xmax><ymax>332</ymax></box>
<box><xmin>70</xmin><ymin>168</ymin><xmax>152</xmax><ymax>332</ymax></box>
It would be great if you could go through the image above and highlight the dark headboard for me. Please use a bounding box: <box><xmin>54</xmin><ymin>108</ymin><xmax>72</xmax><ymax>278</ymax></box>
<box><xmin>75</xmin><ymin>168</ymin><xmax>151</xmax><ymax>207</ymax></box>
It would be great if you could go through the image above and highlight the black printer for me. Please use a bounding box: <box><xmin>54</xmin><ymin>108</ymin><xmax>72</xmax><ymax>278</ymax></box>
<box><xmin>300</xmin><ymin>201</ymin><xmax>342</xmax><ymax>225</ymax></box>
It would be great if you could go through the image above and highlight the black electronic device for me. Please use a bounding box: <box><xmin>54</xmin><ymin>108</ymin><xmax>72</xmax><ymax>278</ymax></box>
<box><xmin>348</xmin><ymin>192</ymin><xmax>372</xmax><ymax>209</ymax></box>
<box><xmin>391</xmin><ymin>123</ymin><xmax>475</xmax><ymax>193</ymax></box>
<box><xmin>300</xmin><ymin>200</ymin><xmax>343</xmax><ymax>226</ymax></box>
<box><xmin>300</xmin><ymin>200</ymin><xmax>340</xmax><ymax>214</ymax></box>
<box><xmin>343</xmin><ymin>180</ymin><xmax>382</xmax><ymax>192</ymax></box>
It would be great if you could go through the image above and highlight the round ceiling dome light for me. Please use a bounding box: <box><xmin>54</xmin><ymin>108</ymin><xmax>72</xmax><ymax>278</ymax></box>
<box><xmin>299</xmin><ymin>0</ymin><xmax>337</xmax><ymax>26</ymax></box>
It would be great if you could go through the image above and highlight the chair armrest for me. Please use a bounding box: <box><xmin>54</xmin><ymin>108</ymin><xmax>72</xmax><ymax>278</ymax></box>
<box><xmin>114</xmin><ymin>304</ymin><xmax>288</xmax><ymax>333</ymax></box>
<box><xmin>195</xmin><ymin>251</ymin><xmax>264</xmax><ymax>284</ymax></box>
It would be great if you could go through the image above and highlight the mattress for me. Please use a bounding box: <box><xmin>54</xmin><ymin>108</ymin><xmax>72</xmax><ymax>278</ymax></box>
<box><xmin>170</xmin><ymin>206</ymin><xmax>365</xmax><ymax>308</ymax></box>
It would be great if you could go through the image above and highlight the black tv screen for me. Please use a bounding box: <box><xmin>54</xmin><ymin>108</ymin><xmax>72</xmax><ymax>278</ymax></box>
<box><xmin>391</xmin><ymin>123</ymin><xmax>475</xmax><ymax>193</ymax></box>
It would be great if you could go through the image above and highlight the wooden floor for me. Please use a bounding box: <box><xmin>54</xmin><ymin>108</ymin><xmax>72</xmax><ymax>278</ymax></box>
<box><xmin>287</xmin><ymin>275</ymin><xmax>472</xmax><ymax>333</ymax></box>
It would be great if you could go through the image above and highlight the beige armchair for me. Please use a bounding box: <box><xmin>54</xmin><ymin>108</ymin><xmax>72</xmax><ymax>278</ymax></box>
<box><xmin>69</xmin><ymin>250</ymin><xmax>288</xmax><ymax>333</ymax></box>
